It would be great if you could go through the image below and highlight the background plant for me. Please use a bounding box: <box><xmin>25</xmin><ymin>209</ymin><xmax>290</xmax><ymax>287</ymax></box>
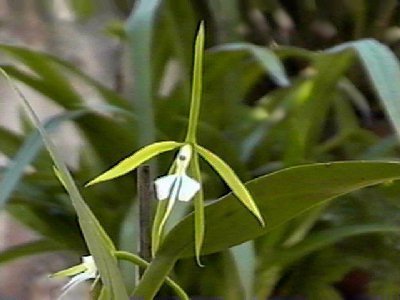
<box><xmin>1</xmin><ymin>0</ymin><xmax>400</xmax><ymax>298</ymax></box>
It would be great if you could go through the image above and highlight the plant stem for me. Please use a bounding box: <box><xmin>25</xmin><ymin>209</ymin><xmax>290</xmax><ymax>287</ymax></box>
<box><xmin>137</xmin><ymin>165</ymin><xmax>153</xmax><ymax>277</ymax></box>
<box><xmin>115</xmin><ymin>251</ymin><xmax>189</xmax><ymax>300</ymax></box>
<box><xmin>132</xmin><ymin>252</ymin><xmax>181</xmax><ymax>299</ymax></box>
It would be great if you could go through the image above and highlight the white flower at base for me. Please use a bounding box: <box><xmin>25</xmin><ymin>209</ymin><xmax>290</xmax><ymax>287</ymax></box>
<box><xmin>155</xmin><ymin>144</ymin><xmax>201</xmax><ymax>202</ymax></box>
<box><xmin>52</xmin><ymin>255</ymin><xmax>98</xmax><ymax>299</ymax></box>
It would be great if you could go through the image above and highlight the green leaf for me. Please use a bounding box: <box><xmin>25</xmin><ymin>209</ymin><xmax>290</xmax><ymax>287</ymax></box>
<box><xmin>0</xmin><ymin>126</ymin><xmax>23</xmax><ymax>157</ymax></box>
<box><xmin>86</xmin><ymin>141</ymin><xmax>182</xmax><ymax>186</ymax></box>
<box><xmin>212</xmin><ymin>43</ymin><xmax>289</xmax><ymax>87</ymax></box>
<box><xmin>0</xmin><ymin>46</ymin><xmax>83</xmax><ymax>108</ymax></box>
<box><xmin>125</xmin><ymin>0</ymin><xmax>163</xmax><ymax>146</ymax></box>
<box><xmin>231</xmin><ymin>242</ymin><xmax>256</xmax><ymax>299</ymax></box>
<box><xmin>133</xmin><ymin>161</ymin><xmax>400</xmax><ymax>298</ymax></box>
<box><xmin>194</xmin><ymin>144</ymin><xmax>264</xmax><ymax>226</ymax></box>
<box><xmin>284</xmin><ymin>51</ymin><xmax>354</xmax><ymax>164</ymax></box>
<box><xmin>0</xmin><ymin>240</ymin><xmax>65</xmax><ymax>265</ymax></box>
<box><xmin>0</xmin><ymin>111</ymin><xmax>86</xmax><ymax>211</ymax></box>
<box><xmin>0</xmin><ymin>68</ymin><xmax>129</xmax><ymax>300</ymax></box>
<box><xmin>98</xmin><ymin>287</ymin><xmax>110</xmax><ymax>300</ymax></box>
<box><xmin>185</xmin><ymin>22</ymin><xmax>205</xmax><ymax>143</ymax></box>
<box><xmin>255</xmin><ymin>224</ymin><xmax>400</xmax><ymax>298</ymax></box>
<box><xmin>328</xmin><ymin>39</ymin><xmax>400</xmax><ymax>138</ymax></box>
<box><xmin>0</xmin><ymin>44</ymin><xmax>131</xmax><ymax>109</ymax></box>
<box><xmin>274</xmin><ymin>224</ymin><xmax>400</xmax><ymax>267</ymax></box>
<box><xmin>46</xmin><ymin>56</ymin><xmax>131</xmax><ymax>110</ymax></box>
<box><xmin>0</xmin><ymin>49</ymin><xmax>136</xmax><ymax>167</ymax></box>
<box><xmin>7</xmin><ymin>203</ymin><xmax>85</xmax><ymax>251</ymax></box>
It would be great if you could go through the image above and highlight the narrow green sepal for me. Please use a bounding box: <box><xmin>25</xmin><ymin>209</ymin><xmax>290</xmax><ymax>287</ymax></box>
<box><xmin>192</xmin><ymin>151</ymin><xmax>205</xmax><ymax>266</ymax></box>
<box><xmin>194</xmin><ymin>144</ymin><xmax>265</xmax><ymax>226</ymax></box>
<box><xmin>50</xmin><ymin>264</ymin><xmax>86</xmax><ymax>278</ymax></box>
<box><xmin>184</xmin><ymin>22</ymin><xmax>205</xmax><ymax>143</ymax></box>
<box><xmin>86</xmin><ymin>141</ymin><xmax>182</xmax><ymax>186</ymax></box>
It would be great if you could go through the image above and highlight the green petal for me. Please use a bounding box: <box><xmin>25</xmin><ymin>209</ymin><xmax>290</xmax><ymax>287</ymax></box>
<box><xmin>86</xmin><ymin>141</ymin><xmax>182</xmax><ymax>186</ymax></box>
<box><xmin>51</xmin><ymin>264</ymin><xmax>86</xmax><ymax>278</ymax></box>
<box><xmin>191</xmin><ymin>151</ymin><xmax>205</xmax><ymax>265</ymax></box>
<box><xmin>185</xmin><ymin>22</ymin><xmax>205</xmax><ymax>143</ymax></box>
<box><xmin>194</xmin><ymin>144</ymin><xmax>265</xmax><ymax>226</ymax></box>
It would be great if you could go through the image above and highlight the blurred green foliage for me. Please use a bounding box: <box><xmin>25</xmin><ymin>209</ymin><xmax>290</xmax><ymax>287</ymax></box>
<box><xmin>2</xmin><ymin>0</ymin><xmax>400</xmax><ymax>298</ymax></box>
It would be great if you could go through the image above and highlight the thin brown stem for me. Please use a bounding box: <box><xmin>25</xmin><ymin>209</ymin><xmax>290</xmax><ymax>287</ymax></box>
<box><xmin>137</xmin><ymin>165</ymin><xmax>153</xmax><ymax>277</ymax></box>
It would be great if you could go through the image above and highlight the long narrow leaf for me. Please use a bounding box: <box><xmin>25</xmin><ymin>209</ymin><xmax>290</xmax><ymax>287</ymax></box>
<box><xmin>276</xmin><ymin>224</ymin><xmax>400</xmax><ymax>266</ymax></box>
<box><xmin>255</xmin><ymin>224</ymin><xmax>400</xmax><ymax>298</ymax></box>
<box><xmin>0</xmin><ymin>111</ymin><xmax>86</xmax><ymax>210</ymax></box>
<box><xmin>0</xmin><ymin>126</ymin><xmax>23</xmax><ymax>157</ymax></box>
<box><xmin>329</xmin><ymin>39</ymin><xmax>400</xmax><ymax>138</ymax></box>
<box><xmin>7</xmin><ymin>203</ymin><xmax>85</xmax><ymax>251</ymax></box>
<box><xmin>0</xmin><ymin>69</ymin><xmax>129</xmax><ymax>300</ymax></box>
<box><xmin>0</xmin><ymin>65</ymin><xmax>136</xmax><ymax>168</ymax></box>
<box><xmin>212</xmin><ymin>43</ymin><xmax>290</xmax><ymax>87</ymax></box>
<box><xmin>125</xmin><ymin>0</ymin><xmax>163</xmax><ymax>146</ymax></box>
<box><xmin>133</xmin><ymin>161</ymin><xmax>400</xmax><ymax>298</ymax></box>
<box><xmin>0</xmin><ymin>240</ymin><xmax>65</xmax><ymax>265</ymax></box>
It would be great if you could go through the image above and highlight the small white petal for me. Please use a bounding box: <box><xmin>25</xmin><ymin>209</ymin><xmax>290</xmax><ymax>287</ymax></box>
<box><xmin>55</xmin><ymin>256</ymin><xmax>98</xmax><ymax>300</ymax></box>
<box><xmin>178</xmin><ymin>175</ymin><xmax>201</xmax><ymax>202</ymax></box>
<box><xmin>82</xmin><ymin>256</ymin><xmax>97</xmax><ymax>277</ymax></box>
<box><xmin>58</xmin><ymin>272</ymin><xmax>96</xmax><ymax>299</ymax></box>
<box><xmin>154</xmin><ymin>175</ymin><xmax>178</xmax><ymax>200</ymax></box>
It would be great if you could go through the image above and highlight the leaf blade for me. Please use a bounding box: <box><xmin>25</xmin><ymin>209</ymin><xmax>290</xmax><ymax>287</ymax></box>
<box><xmin>0</xmin><ymin>240</ymin><xmax>65</xmax><ymax>265</ymax></box>
<box><xmin>171</xmin><ymin>161</ymin><xmax>400</xmax><ymax>257</ymax></box>
<box><xmin>212</xmin><ymin>43</ymin><xmax>289</xmax><ymax>87</ymax></box>
<box><xmin>125</xmin><ymin>0</ymin><xmax>163</xmax><ymax>146</ymax></box>
<box><xmin>0</xmin><ymin>68</ymin><xmax>129</xmax><ymax>300</ymax></box>
<box><xmin>329</xmin><ymin>39</ymin><xmax>400</xmax><ymax>138</ymax></box>
<box><xmin>0</xmin><ymin>111</ymin><xmax>85</xmax><ymax>210</ymax></box>
<box><xmin>133</xmin><ymin>161</ymin><xmax>400</xmax><ymax>299</ymax></box>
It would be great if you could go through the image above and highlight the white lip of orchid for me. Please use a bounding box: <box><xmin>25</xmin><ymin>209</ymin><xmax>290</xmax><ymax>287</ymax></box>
<box><xmin>154</xmin><ymin>144</ymin><xmax>200</xmax><ymax>202</ymax></box>
<box><xmin>54</xmin><ymin>255</ymin><xmax>99</xmax><ymax>299</ymax></box>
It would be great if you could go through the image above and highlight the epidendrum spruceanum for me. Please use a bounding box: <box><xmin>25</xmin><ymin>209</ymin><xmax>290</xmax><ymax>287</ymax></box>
<box><xmin>0</xmin><ymin>21</ymin><xmax>264</xmax><ymax>300</ymax></box>
<box><xmin>86</xmin><ymin>22</ymin><xmax>265</xmax><ymax>262</ymax></box>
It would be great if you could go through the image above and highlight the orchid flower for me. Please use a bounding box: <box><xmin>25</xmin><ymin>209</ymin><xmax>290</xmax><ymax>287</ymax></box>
<box><xmin>154</xmin><ymin>144</ymin><xmax>200</xmax><ymax>203</ymax></box>
<box><xmin>84</xmin><ymin>23</ymin><xmax>264</xmax><ymax>262</ymax></box>
<box><xmin>52</xmin><ymin>255</ymin><xmax>99</xmax><ymax>299</ymax></box>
